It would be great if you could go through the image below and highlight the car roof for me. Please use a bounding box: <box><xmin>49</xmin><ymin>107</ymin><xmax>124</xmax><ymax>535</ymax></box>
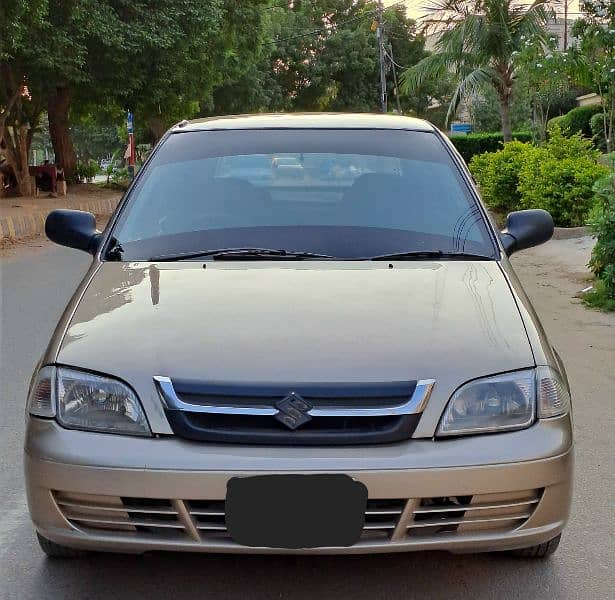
<box><xmin>171</xmin><ymin>113</ymin><xmax>435</xmax><ymax>133</ymax></box>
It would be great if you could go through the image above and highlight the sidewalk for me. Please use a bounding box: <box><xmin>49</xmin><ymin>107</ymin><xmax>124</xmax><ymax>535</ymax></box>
<box><xmin>0</xmin><ymin>185</ymin><xmax>122</xmax><ymax>241</ymax></box>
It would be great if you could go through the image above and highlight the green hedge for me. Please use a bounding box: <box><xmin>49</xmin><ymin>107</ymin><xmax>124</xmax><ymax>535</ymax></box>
<box><xmin>469</xmin><ymin>128</ymin><xmax>608</xmax><ymax>226</ymax></box>
<box><xmin>450</xmin><ymin>132</ymin><xmax>533</xmax><ymax>162</ymax></box>
<box><xmin>468</xmin><ymin>141</ymin><xmax>536</xmax><ymax>213</ymax></box>
<box><xmin>587</xmin><ymin>158</ymin><xmax>615</xmax><ymax>308</ymax></box>
<box><xmin>547</xmin><ymin>105</ymin><xmax>603</xmax><ymax>138</ymax></box>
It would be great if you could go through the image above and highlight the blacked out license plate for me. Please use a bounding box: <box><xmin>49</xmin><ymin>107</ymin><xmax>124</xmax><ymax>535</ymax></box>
<box><xmin>225</xmin><ymin>474</ymin><xmax>367</xmax><ymax>549</ymax></box>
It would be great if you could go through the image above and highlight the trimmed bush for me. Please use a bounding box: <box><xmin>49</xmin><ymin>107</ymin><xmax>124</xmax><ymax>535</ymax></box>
<box><xmin>517</xmin><ymin>130</ymin><xmax>608</xmax><ymax>226</ymax></box>
<box><xmin>587</xmin><ymin>160</ymin><xmax>615</xmax><ymax>304</ymax></box>
<box><xmin>468</xmin><ymin>128</ymin><xmax>608</xmax><ymax>226</ymax></box>
<box><xmin>469</xmin><ymin>141</ymin><xmax>538</xmax><ymax>212</ymax></box>
<box><xmin>450</xmin><ymin>131</ymin><xmax>533</xmax><ymax>162</ymax></box>
<box><xmin>547</xmin><ymin>105</ymin><xmax>603</xmax><ymax>139</ymax></box>
<box><xmin>563</xmin><ymin>106</ymin><xmax>603</xmax><ymax>138</ymax></box>
<box><xmin>546</xmin><ymin>115</ymin><xmax>566</xmax><ymax>135</ymax></box>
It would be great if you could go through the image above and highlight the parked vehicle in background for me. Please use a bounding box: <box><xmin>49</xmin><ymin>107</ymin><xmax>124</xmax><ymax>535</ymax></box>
<box><xmin>27</xmin><ymin>114</ymin><xmax>572</xmax><ymax>560</ymax></box>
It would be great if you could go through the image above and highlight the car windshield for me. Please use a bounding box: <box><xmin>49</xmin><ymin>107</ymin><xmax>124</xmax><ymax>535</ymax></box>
<box><xmin>110</xmin><ymin>128</ymin><xmax>496</xmax><ymax>260</ymax></box>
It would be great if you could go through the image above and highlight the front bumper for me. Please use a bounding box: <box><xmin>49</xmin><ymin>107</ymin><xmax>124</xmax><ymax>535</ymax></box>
<box><xmin>25</xmin><ymin>417</ymin><xmax>573</xmax><ymax>555</ymax></box>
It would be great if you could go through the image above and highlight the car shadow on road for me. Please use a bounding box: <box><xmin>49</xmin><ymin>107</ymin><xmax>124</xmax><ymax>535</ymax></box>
<box><xmin>27</xmin><ymin>547</ymin><xmax>567</xmax><ymax>600</ymax></box>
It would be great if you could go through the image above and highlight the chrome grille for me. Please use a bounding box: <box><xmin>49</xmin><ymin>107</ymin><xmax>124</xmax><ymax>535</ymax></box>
<box><xmin>53</xmin><ymin>489</ymin><xmax>542</xmax><ymax>545</ymax></box>
<box><xmin>155</xmin><ymin>377</ymin><xmax>435</xmax><ymax>446</ymax></box>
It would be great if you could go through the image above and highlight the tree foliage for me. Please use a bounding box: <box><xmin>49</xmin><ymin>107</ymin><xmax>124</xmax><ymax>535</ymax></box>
<box><xmin>570</xmin><ymin>0</ymin><xmax>615</xmax><ymax>152</ymax></box>
<box><xmin>400</xmin><ymin>0</ymin><xmax>552</xmax><ymax>141</ymax></box>
<box><xmin>1</xmin><ymin>0</ymin><xmax>427</xmax><ymax>194</ymax></box>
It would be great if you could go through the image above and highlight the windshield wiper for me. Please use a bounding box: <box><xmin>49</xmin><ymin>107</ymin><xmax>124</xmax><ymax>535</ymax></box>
<box><xmin>368</xmin><ymin>250</ymin><xmax>494</xmax><ymax>261</ymax></box>
<box><xmin>149</xmin><ymin>247</ymin><xmax>336</xmax><ymax>262</ymax></box>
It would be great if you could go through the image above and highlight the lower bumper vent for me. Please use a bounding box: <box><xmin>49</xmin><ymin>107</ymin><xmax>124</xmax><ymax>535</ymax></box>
<box><xmin>53</xmin><ymin>488</ymin><xmax>542</xmax><ymax>546</ymax></box>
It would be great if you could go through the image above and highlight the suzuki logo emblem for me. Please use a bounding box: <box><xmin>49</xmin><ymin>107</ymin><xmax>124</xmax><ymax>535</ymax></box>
<box><xmin>274</xmin><ymin>392</ymin><xmax>313</xmax><ymax>430</ymax></box>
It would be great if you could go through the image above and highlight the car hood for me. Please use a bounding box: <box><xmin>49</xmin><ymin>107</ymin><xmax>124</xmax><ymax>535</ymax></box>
<box><xmin>57</xmin><ymin>261</ymin><xmax>534</xmax><ymax>435</ymax></box>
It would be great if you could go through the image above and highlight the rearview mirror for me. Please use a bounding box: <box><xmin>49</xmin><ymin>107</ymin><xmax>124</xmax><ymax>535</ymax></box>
<box><xmin>45</xmin><ymin>209</ymin><xmax>101</xmax><ymax>254</ymax></box>
<box><xmin>500</xmin><ymin>209</ymin><xmax>554</xmax><ymax>256</ymax></box>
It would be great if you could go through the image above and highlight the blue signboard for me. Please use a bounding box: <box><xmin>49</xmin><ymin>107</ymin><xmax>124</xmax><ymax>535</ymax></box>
<box><xmin>127</xmin><ymin>110</ymin><xmax>134</xmax><ymax>134</ymax></box>
<box><xmin>451</xmin><ymin>122</ymin><xmax>472</xmax><ymax>135</ymax></box>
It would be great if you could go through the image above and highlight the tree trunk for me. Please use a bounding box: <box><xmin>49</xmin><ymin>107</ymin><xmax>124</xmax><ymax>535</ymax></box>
<box><xmin>48</xmin><ymin>85</ymin><xmax>77</xmax><ymax>179</ymax></box>
<box><xmin>4</xmin><ymin>124</ymin><xmax>32</xmax><ymax>196</ymax></box>
<box><xmin>148</xmin><ymin>116</ymin><xmax>166</xmax><ymax>143</ymax></box>
<box><xmin>500</xmin><ymin>96</ymin><xmax>513</xmax><ymax>142</ymax></box>
<box><xmin>16</xmin><ymin>123</ymin><xmax>31</xmax><ymax>195</ymax></box>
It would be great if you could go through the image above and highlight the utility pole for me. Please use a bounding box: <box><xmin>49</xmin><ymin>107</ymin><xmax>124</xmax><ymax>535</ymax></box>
<box><xmin>563</xmin><ymin>0</ymin><xmax>568</xmax><ymax>50</ymax></box>
<box><xmin>376</xmin><ymin>1</ymin><xmax>387</xmax><ymax>113</ymax></box>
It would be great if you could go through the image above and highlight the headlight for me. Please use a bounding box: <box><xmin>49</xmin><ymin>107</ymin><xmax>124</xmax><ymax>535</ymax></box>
<box><xmin>437</xmin><ymin>367</ymin><xmax>570</xmax><ymax>437</ymax></box>
<box><xmin>27</xmin><ymin>366</ymin><xmax>150</xmax><ymax>436</ymax></box>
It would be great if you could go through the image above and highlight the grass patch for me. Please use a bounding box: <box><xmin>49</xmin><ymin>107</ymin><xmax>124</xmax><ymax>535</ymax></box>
<box><xmin>582</xmin><ymin>281</ymin><xmax>615</xmax><ymax>312</ymax></box>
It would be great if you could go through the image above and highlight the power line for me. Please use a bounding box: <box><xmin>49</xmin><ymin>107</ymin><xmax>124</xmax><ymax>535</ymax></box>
<box><xmin>383</xmin><ymin>47</ymin><xmax>408</xmax><ymax>70</ymax></box>
<box><xmin>388</xmin><ymin>44</ymin><xmax>402</xmax><ymax>113</ymax></box>
<box><xmin>377</xmin><ymin>0</ymin><xmax>388</xmax><ymax>112</ymax></box>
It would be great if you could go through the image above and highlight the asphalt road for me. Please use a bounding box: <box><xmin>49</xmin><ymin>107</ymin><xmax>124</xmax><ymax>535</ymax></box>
<box><xmin>0</xmin><ymin>240</ymin><xmax>613</xmax><ymax>600</ymax></box>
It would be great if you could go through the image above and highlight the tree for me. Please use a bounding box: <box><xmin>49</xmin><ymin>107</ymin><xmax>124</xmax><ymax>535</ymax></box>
<box><xmin>0</xmin><ymin>0</ymin><xmax>47</xmax><ymax>195</ymax></box>
<box><xmin>466</xmin><ymin>84</ymin><xmax>531</xmax><ymax>133</ymax></box>
<box><xmin>516</xmin><ymin>37</ymin><xmax>573</xmax><ymax>141</ymax></box>
<box><xmin>571</xmin><ymin>0</ymin><xmax>615</xmax><ymax>152</ymax></box>
<box><xmin>225</xmin><ymin>0</ymin><xmax>425</xmax><ymax>114</ymax></box>
<box><xmin>400</xmin><ymin>0</ymin><xmax>552</xmax><ymax>141</ymax></box>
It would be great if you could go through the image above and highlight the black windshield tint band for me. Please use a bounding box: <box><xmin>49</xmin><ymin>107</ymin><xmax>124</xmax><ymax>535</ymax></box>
<box><xmin>145</xmin><ymin>129</ymin><xmax>453</xmax><ymax>166</ymax></box>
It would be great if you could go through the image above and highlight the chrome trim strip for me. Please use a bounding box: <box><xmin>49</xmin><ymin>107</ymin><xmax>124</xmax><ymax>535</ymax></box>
<box><xmin>154</xmin><ymin>376</ymin><xmax>435</xmax><ymax>417</ymax></box>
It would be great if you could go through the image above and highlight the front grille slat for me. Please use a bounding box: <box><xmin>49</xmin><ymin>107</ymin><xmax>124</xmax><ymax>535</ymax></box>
<box><xmin>189</xmin><ymin>510</ymin><xmax>226</xmax><ymax>516</ymax></box>
<box><xmin>56</xmin><ymin>500</ymin><xmax>178</xmax><ymax>515</ymax></box>
<box><xmin>413</xmin><ymin>498</ymin><xmax>539</xmax><ymax>514</ymax></box>
<box><xmin>363</xmin><ymin>522</ymin><xmax>397</xmax><ymax>530</ymax></box>
<box><xmin>196</xmin><ymin>524</ymin><xmax>228</xmax><ymax>531</ymax></box>
<box><xmin>69</xmin><ymin>515</ymin><xmax>186</xmax><ymax>529</ymax></box>
<box><xmin>365</xmin><ymin>509</ymin><xmax>403</xmax><ymax>515</ymax></box>
<box><xmin>407</xmin><ymin>513</ymin><xmax>531</xmax><ymax>529</ymax></box>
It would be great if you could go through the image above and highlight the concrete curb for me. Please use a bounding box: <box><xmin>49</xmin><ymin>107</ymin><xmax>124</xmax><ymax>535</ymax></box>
<box><xmin>552</xmin><ymin>226</ymin><xmax>590</xmax><ymax>240</ymax></box>
<box><xmin>0</xmin><ymin>197</ymin><xmax>120</xmax><ymax>241</ymax></box>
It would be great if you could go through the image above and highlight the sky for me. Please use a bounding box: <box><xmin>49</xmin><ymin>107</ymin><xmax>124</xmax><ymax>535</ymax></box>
<box><xmin>383</xmin><ymin>0</ymin><xmax>583</xmax><ymax>21</ymax></box>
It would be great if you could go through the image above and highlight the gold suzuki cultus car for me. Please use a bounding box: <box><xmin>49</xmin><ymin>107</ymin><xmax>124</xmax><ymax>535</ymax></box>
<box><xmin>25</xmin><ymin>114</ymin><xmax>573</xmax><ymax>558</ymax></box>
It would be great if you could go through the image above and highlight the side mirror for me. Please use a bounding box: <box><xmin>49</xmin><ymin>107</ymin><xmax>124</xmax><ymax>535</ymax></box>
<box><xmin>500</xmin><ymin>209</ymin><xmax>554</xmax><ymax>256</ymax></box>
<box><xmin>45</xmin><ymin>209</ymin><xmax>101</xmax><ymax>254</ymax></box>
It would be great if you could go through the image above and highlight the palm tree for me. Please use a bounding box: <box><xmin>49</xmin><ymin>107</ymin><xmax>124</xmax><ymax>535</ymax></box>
<box><xmin>401</xmin><ymin>0</ymin><xmax>551</xmax><ymax>141</ymax></box>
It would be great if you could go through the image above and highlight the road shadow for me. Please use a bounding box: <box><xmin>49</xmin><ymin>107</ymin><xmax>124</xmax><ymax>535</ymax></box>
<box><xmin>8</xmin><ymin>537</ymin><xmax>570</xmax><ymax>600</ymax></box>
